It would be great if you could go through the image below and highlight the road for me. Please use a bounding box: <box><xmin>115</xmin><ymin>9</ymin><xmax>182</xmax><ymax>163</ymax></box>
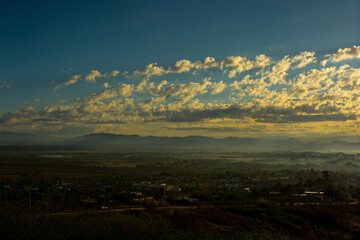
<box><xmin>35</xmin><ymin>205</ymin><xmax>213</xmax><ymax>217</ymax></box>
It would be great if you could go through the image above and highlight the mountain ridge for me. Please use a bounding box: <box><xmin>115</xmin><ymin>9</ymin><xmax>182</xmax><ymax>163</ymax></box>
<box><xmin>0</xmin><ymin>132</ymin><xmax>359</xmax><ymax>152</ymax></box>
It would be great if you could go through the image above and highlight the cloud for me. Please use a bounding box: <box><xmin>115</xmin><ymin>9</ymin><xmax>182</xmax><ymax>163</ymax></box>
<box><xmin>171</xmin><ymin>60</ymin><xmax>194</xmax><ymax>73</ymax></box>
<box><xmin>288</xmin><ymin>67</ymin><xmax>336</xmax><ymax>98</ymax></box>
<box><xmin>55</xmin><ymin>74</ymin><xmax>82</xmax><ymax>90</ymax></box>
<box><xmin>85</xmin><ymin>70</ymin><xmax>102</xmax><ymax>82</ymax></box>
<box><xmin>65</xmin><ymin>74</ymin><xmax>82</xmax><ymax>85</ymax></box>
<box><xmin>203</xmin><ymin>57</ymin><xmax>220</xmax><ymax>69</ymax></box>
<box><xmin>135</xmin><ymin>79</ymin><xmax>168</xmax><ymax>94</ymax></box>
<box><xmin>254</xmin><ymin>54</ymin><xmax>271</xmax><ymax>68</ymax></box>
<box><xmin>122</xmin><ymin>54</ymin><xmax>271</xmax><ymax>79</ymax></box>
<box><xmin>211</xmin><ymin>81</ymin><xmax>226</xmax><ymax>94</ymax></box>
<box><xmin>55</xmin><ymin>69</ymin><xmax>120</xmax><ymax>90</ymax></box>
<box><xmin>1</xmin><ymin>85</ymin><xmax>358</xmax><ymax>135</ymax></box>
<box><xmin>161</xmin><ymin>78</ymin><xmax>212</xmax><ymax>103</ymax></box>
<box><xmin>266</xmin><ymin>55</ymin><xmax>292</xmax><ymax>85</ymax></box>
<box><xmin>108</xmin><ymin>70</ymin><xmax>120</xmax><ymax>77</ymax></box>
<box><xmin>104</xmin><ymin>82</ymin><xmax>110</xmax><ymax>88</ymax></box>
<box><xmin>77</xmin><ymin>84</ymin><xmax>134</xmax><ymax>104</ymax></box>
<box><xmin>171</xmin><ymin>59</ymin><xmax>202</xmax><ymax>73</ymax></box>
<box><xmin>134</xmin><ymin>77</ymin><xmax>214</xmax><ymax>103</ymax></box>
<box><xmin>123</xmin><ymin>63</ymin><xmax>168</xmax><ymax>79</ymax></box>
<box><xmin>165</xmin><ymin>126</ymin><xmax>264</xmax><ymax>133</ymax></box>
<box><xmin>322</xmin><ymin>45</ymin><xmax>360</xmax><ymax>66</ymax></box>
<box><xmin>291</xmin><ymin>51</ymin><xmax>316</xmax><ymax>69</ymax></box>
<box><xmin>221</xmin><ymin>56</ymin><xmax>254</xmax><ymax>78</ymax></box>
<box><xmin>3</xmin><ymin>46</ymin><xmax>360</xmax><ymax>138</ymax></box>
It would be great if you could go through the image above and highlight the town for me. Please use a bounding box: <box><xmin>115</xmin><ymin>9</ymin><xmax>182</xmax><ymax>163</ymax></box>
<box><xmin>0</xmin><ymin>148</ymin><xmax>359</xmax><ymax>239</ymax></box>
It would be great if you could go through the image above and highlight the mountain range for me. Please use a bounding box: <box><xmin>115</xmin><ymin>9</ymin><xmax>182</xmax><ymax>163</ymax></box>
<box><xmin>0</xmin><ymin>131</ymin><xmax>359</xmax><ymax>152</ymax></box>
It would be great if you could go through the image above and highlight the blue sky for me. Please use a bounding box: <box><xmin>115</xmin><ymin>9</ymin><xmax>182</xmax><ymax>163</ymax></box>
<box><xmin>1</xmin><ymin>0</ymin><xmax>360</xmax><ymax>139</ymax></box>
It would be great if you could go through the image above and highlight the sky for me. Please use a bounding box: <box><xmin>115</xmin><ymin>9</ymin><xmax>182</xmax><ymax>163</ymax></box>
<box><xmin>0</xmin><ymin>0</ymin><xmax>360</xmax><ymax>140</ymax></box>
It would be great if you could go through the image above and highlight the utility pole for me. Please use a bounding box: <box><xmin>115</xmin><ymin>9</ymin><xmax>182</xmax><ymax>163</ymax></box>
<box><xmin>29</xmin><ymin>187</ymin><xmax>32</xmax><ymax>215</ymax></box>
<box><xmin>5</xmin><ymin>187</ymin><xmax>8</xmax><ymax>208</ymax></box>
<box><xmin>250</xmin><ymin>183</ymin><xmax>254</xmax><ymax>205</ymax></box>
<box><xmin>251</xmin><ymin>188</ymin><xmax>254</xmax><ymax>205</ymax></box>
<box><xmin>103</xmin><ymin>187</ymin><xmax>106</xmax><ymax>210</ymax></box>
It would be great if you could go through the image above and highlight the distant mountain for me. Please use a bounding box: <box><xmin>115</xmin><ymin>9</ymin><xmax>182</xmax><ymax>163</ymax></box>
<box><xmin>62</xmin><ymin>133</ymin><xmax>315</xmax><ymax>151</ymax></box>
<box><xmin>67</xmin><ymin>134</ymin><xmax>219</xmax><ymax>149</ymax></box>
<box><xmin>0</xmin><ymin>132</ymin><xmax>359</xmax><ymax>152</ymax></box>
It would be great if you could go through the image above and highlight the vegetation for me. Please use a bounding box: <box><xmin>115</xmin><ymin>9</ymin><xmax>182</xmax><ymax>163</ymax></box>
<box><xmin>0</xmin><ymin>148</ymin><xmax>359</xmax><ymax>239</ymax></box>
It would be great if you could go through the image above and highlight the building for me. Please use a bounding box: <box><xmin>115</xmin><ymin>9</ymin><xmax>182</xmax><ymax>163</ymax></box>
<box><xmin>304</xmin><ymin>188</ymin><xmax>325</xmax><ymax>200</ymax></box>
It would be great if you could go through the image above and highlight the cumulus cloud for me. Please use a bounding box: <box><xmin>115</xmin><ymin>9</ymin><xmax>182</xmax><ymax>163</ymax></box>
<box><xmin>104</xmin><ymin>82</ymin><xmax>110</xmax><ymax>88</ymax></box>
<box><xmin>55</xmin><ymin>74</ymin><xmax>82</xmax><ymax>90</ymax></box>
<box><xmin>3</xmin><ymin>46</ymin><xmax>360</xmax><ymax>137</ymax></box>
<box><xmin>108</xmin><ymin>70</ymin><xmax>120</xmax><ymax>77</ymax></box>
<box><xmin>288</xmin><ymin>67</ymin><xmax>336</xmax><ymax>98</ymax></box>
<box><xmin>322</xmin><ymin>45</ymin><xmax>360</xmax><ymax>66</ymax></box>
<box><xmin>254</xmin><ymin>54</ymin><xmax>271</xmax><ymax>68</ymax></box>
<box><xmin>211</xmin><ymin>81</ymin><xmax>226</xmax><ymax>94</ymax></box>
<box><xmin>122</xmin><ymin>54</ymin><xmax>270</xmax><ymax>79</ymax></box>
<box><xmin>123</xmin><ymin>63</ymin><xmax>168</xmax><ymax>79</ymax></box>
<box><xmin>203</xmin><ymin>57</ymin><xmax>220</xmax><ymax>69</ymax></box>
<box><xmin>65</xmin><ymin>74</ymin><xmax>82</xmax><ymax>85</ymax></box>
<box><xmin>171</xmin><ymin>59</ymin><xmax>202</xmax><ymax>73</ymax></box>
<box><xmin>160</xmin><ymin>78</ymin><xmax>212</xmax><ymax>103</ymax></box>
<box><xmin>291</xmin><ymin>51</ymin><xmax>316</xmax><ymax>69</ymax></box>
<box><xmin>134</xmin><ymin>77</ymin><xmax>214</xmax><ymax>103</ymax></box>
<box><xmin>266</xmin><ymin>56</ymin><xmax>292</xmax><ymax>85</ymax></box>
<box><xmin>134</xmin><ymin>79</ymin><xmax>168</xmax><ymax>95</ymax></box>
<box><xmin>85</xmin><ymin>70</ymin><xmax>102</xmax><ymax>82</ymax></box>
<box><xmin>77</xmin><ymin>84</ymin><xmax>134</xmax><ymax>104</ymax></box>
<box><xmin>171</xmin><ymin>60</ymin><xmax>194</xmax><ymax>73</ymax></box>
<box><xmin>55</xmin><ymin>69</ymin><xmax>121</xmax><ymax>90</ymax></box>
<box><xmin>4</xmin><ymin>70</ymin><xmax>358</xmax><ymax>129</ymax></box>
<box><xmin>221</xmin><ymin>56</ymin><xmax>254</xmax><ymax>78</ymax></box>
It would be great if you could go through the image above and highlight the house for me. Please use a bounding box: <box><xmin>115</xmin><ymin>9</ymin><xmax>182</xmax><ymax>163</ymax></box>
<box><xmin>131</xmin><ymin>182</ymin><xmax>152</xmax><ymax>191</ymax></box>
<box><xmin>131</xmin><ymin>182</ymin><xmax>169</xmax><ymax>194</ymax></box>
<box><xmin>304</xmin><ymin>188</ymin><xmax>325</xmax><ymax>200</ymax></box>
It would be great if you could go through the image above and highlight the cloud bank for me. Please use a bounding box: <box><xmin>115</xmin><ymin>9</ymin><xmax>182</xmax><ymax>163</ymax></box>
<box><xmin>2</xmin><ymin>46</ymin><xmax>360</xmax><ymax>138</ymax></box>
